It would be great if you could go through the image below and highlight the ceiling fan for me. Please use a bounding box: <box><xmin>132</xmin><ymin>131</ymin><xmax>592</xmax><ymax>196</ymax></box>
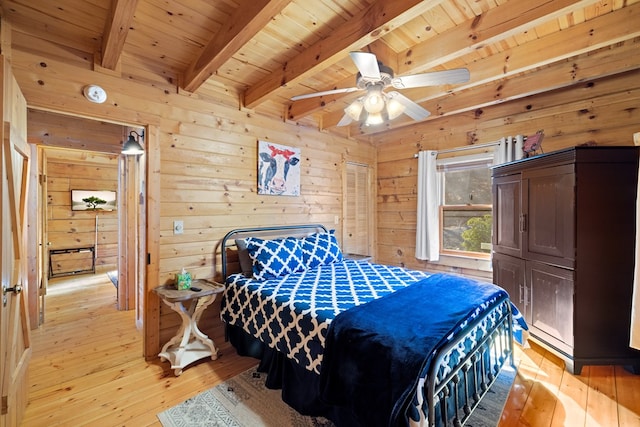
<box><xmin>291</xmin><ymin>52</ymin><xmax>470</xmax><ymax>127</ymax></box>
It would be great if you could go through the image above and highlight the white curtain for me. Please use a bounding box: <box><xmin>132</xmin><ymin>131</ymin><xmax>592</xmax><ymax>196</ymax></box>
<box><xmin>415</xmin><ymin>150</ymin><xmax>440</xmax><ymax>261</ymax></box>
<box><xmin>416</xmin><ymin>137</ymin><xmax>525</xmax><ymax>262</ymax></box>
<box><xmin>631</xmin><ymin>158</ymin><xmax>640</xmax><ymax>350</ymax></box>
<box><xmin>493</xmin><ymin>135</ymin><xmax>524</xmax><ymax>165</ymax></box>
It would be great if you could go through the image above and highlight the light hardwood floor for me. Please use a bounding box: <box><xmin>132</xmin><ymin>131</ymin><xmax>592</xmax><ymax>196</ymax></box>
<box><xmin>22</xmin><ymin>274</ymin><xmax>640</xmax><ymax>426</ymax></box>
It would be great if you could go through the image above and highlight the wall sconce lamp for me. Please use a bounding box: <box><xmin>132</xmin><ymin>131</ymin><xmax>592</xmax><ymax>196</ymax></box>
<box><xmin>122</xmin><ymin>130</ymin><xmax>144</xmax><ymax>155</ymax></box>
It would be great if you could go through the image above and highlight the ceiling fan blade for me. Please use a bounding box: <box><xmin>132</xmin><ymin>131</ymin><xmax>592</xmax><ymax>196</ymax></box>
<box><xmin>337</xmin><ymin>113</ymin><xmax>354</xmax><ymax>127</ymax></box>
<box><xmin>291</xmin><ymin>87</ymin><xmax>359</xmax><ymax>101</ymax></box>
<box><xmin>387</xmin><ymin>91</ymin><xmax>431</xmax><ymax>121</ymax></box>
<box><xmin>391</xmin><ymin>68</ymin><xmax>470</xmax><ymax>89</ymax></box>
<box><xmin>349</xmin><ymin>51</ymin><xmax>381</xmax><ymax>80</ymax></box>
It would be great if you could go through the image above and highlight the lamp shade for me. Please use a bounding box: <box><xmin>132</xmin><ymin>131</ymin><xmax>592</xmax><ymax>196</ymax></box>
<box><xmin>362</xmin><ymin>86</ymin><xmax>385</xmax><ymax>114</ymax></box>
<box><xmin>122</xmin><ymin>132</ymin><xmax>144</xmax><ymax>155</ymax></box>
<box><xmin>386</xmin><ymin>96</ymin><xmax>405</xmax><ymax>120</ymax></box>
<box><xmin>341</xmin><ymin>85</ymin><xmax>429</xmax><ymax>127</ymax></box>
<box><xmin>365</xmin><ymin>112</ymin><xmax>384</xmax><ymax>126</ymax></box>
<box><xmin>344</xmin><ymin>98</ymin><xmax>364</xmax><ymax>121</ymax></box>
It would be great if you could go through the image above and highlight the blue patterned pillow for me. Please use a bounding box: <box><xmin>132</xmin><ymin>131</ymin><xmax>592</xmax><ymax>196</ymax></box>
<box><xmin>300</xmin><ymin>230</ymin><xmax>343</xmax><ymax>269</ymax></box>
<box><xmin>245</xmin><ymin>237</ymin><xmax>305</xmax><ymax>280</ymax></box>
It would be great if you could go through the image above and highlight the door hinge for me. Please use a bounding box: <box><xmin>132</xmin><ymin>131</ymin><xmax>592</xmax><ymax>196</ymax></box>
<box><xmin>147</xmin><ymin>253</ymin><xmax>151</xmax><ymax>265</ymax></box>
<box><xmin>1</xmin><ymin>395</ymin><xmax>8</xmax><ymax>415</ymax></box>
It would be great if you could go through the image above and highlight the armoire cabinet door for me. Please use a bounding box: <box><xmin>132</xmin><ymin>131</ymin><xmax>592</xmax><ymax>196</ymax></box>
<box><xmin>526</xmin><ymin>260</ymin><xmax>574</xmax><ymax>356</ymax></box>
<box><xmin>523</xmin><ymin>164</ymin><xmax>575</xmax><ymax>268</ymax></box>
<box><xmin>492</xmin><ymin>252</ymin><xmax>526</xmax><ymax>318</ymax></box>
<box><xmin>492</xmin><ymin>173</ymin><xmax>522</xmax><ymax>258</ymax></box>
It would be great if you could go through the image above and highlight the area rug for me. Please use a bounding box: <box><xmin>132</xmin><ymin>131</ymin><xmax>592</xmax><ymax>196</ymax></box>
<box><xmin>106</xmin><ymin>270</ymin><xmax>118</xmax><ymax>288</ymax></box>
<box><xmin>157</xmin><ymin>365</ymin><xmax>515</xmax><ymax>427</ymax></box>
<box><xmin>465</xmin><ymin>365</ymin><xmax>516</xmax><ymax>427</ymax></box>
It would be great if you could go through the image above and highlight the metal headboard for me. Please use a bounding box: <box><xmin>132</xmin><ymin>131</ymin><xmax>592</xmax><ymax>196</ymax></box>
<box><xmin>220</xmin><ymin>224</ymin><xmax>328</xmax><ymax>280</ymax></box>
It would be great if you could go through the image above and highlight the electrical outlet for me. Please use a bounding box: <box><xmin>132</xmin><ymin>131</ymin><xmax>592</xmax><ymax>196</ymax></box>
<box><xmin>173</xmin><ymin>220</ymin><xmax>184</xmax><ymax>235</ymax></box>
<box><xmin>334</xmin><ymin>215</ymin><xmax>339</xmax><ymax>224</ymax></box>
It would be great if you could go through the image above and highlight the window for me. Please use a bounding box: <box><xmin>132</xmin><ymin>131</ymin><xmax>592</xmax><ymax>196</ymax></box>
<box><xmin>438</xmin><ymin>154</ymin><xmax>493</xmax><ymax>258</ymax></box>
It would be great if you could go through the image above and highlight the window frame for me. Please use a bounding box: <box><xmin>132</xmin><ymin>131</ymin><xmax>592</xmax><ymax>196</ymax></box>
<box><xmin>439</xmin><ymin>205</ymin><xmax>492</xmax><ymax>259</ymax></box>
<box><xmin>436</xmin><ymin>152</ymin><xmax>494</xmax><ymax>259</ymax></box>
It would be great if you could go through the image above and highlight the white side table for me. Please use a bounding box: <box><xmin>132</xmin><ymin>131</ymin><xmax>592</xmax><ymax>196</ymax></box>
<box><xmin>154</xmin><ymin>279</ymin><xmax>224</xmax><ymax>376</ymax></box>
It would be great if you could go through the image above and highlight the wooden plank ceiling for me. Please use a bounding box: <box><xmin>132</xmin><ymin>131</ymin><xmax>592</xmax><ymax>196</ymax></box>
<box><xmin>2</xmin><ymin>0</ymin><xmax>639</xmax><ymax>140</ymax></box>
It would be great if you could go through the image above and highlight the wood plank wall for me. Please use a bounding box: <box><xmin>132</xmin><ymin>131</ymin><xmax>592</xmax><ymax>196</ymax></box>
<box><xmin>8</xmin><ymin>32</ymin><xmax>376</xmax><ymax>353</ymax></box>
<box><xmin>155</xmin><ymin>118</ymin><xmax>375</xmax><ymax>344</ymax></box>
<box><xmin>373</xmin><ymin>68</ymin><xmax>640</xmax><ymax>281</ymax></box>
<box><xmin>13</xmin><ymin>23</ymin><xmax>638</xmax><ymax>355</ymax></box>
<box><xmin>42</xmin><ymin>146</ymin><xmax>119</xmax><ymax>275</ymax></box>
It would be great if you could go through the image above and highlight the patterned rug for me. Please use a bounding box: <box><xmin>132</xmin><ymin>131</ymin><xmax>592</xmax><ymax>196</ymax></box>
<box><xmin>157</xmin><ymin>365</ymin><xmax>516</xmax><ymax>427</ymax></box>
<box><xmin>465</xmin><ymin>365</ymin><xmax>516</xmax><ymax>427</ymax></box>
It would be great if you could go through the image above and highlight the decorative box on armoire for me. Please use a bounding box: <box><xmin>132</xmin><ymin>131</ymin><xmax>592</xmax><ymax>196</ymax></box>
<box><xmin>491</xmin><ymin>146</ymin><xmax>640</xmax><ymax>375</ymax></box>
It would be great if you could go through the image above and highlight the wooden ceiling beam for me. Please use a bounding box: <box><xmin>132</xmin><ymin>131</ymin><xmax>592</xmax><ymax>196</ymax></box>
<box><xmin>243</xmin><ymin>0</ymin><xmax>446</xmax><ymax>109</ymax></box>
<box><xmin>304</xmin><ymin>0</ymin><xmax>602</xmax><ymax>126</ymax></box>
<box><xmin>341</xmin><ymin>38</ymin><xmax>640</xmax><ymax>136</ymax></box>
<box><xmin>181</xmin><ymin>0</ymin><xmax>292</xmax><ymax>93</ymax></box>
<box><xmin>101</xmin><ymin>0</ymin><xmax>138</xmax><ymax>70</ymax></box>
<box><xmin>396</xmin><ymin>0</ymin><xmax>603</xmax><ymax>75</ymax></box>
<box><xmin>395</xmin><ymin>2</ymin><xmax>640</xmax><ymax>107</ymax></box>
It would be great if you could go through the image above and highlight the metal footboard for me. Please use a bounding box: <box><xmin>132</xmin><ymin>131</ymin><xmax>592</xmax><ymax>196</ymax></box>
<box><xmin>421</xmin><ymin>298</ymin><xmax>514</xmax><ymax>427</ymax></box>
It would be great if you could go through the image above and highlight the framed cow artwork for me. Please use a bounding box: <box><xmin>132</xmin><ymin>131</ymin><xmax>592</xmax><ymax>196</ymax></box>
<box><xmin>257</xmin><ymin>140</ymin><xmax>301</xmax><ymax>196</ymax></box>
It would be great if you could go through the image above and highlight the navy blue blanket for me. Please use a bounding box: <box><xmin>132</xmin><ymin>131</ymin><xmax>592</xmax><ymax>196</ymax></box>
<box><xmin>319</xmin><ymin>273</ymin><xmax>509</xmax><ymax>427</ymax></box>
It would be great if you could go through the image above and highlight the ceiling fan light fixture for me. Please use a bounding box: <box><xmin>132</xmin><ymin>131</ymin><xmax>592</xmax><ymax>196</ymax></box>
<box><xmin>292</xmin><ymin>52</ymin><xmax>468</xmax><ymax>128</ymax></box>
<box><xmin>386</xmin><ymin>97</ymin><xmax>405</xmax><ymax>120</ymax></box>
<box><xmin>365</xmin><ymin>112</ymin><xmax>384</xmax><ymax>126</ymax></box>
<box><xmin>344</xmin><ymin>98</ymin><xmax>364</xmax><ymax>121</ymax></box>
<box><xmin>363</xmin><ymin>85</ymin><xmax>385</xmax><ymax>114</ymax></box>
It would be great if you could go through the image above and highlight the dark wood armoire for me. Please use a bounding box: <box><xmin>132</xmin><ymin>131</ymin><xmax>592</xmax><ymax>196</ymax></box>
<box><xmin>491</xmin><ymin>146</ymin><xmax>640</xmax><ymax>374</ymax></box>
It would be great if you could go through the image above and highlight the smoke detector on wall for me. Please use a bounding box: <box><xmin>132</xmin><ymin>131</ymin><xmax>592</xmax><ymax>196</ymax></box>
<box><xmin>83</xmin><ymin>85</ymin><xmax>107</xmax><ymax>104</ymax></box>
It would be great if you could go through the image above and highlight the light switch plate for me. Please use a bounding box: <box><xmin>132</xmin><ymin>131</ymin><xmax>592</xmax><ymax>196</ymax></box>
<box><xmin>173</xmin><ymin>220</ymin><xmax>184</xmax><ymax>235</ymax></box>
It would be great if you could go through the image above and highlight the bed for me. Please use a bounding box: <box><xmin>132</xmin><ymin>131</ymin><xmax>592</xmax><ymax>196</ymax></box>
<box><xmin>219</xmin><ymin>224</ymin><xmax>524</xmax><ymax>427</ymax></box>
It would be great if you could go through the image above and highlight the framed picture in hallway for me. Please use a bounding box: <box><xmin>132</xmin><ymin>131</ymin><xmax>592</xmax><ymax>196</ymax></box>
<box><xmin>71</xmin><ymin>189</ymin><xmax>117</xmax><ymax>211</ymax></box>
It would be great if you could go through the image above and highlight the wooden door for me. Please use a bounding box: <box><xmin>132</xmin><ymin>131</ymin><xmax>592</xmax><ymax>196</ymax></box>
<box><xmin>343</xmin><ymin>161</ymin><xmax>372</xmax><ymax>256</ymax></box>
<box><xmin>0</xmin><ymin>58</ymin><xmax>31</xmax><ymax>427</ymax></box>
<box><xmin>119</xmin><ymin>147</ymin><xmax>145</xmax><ymax>312</ymax></box>
<box><xmin>38</xmin><ymin>147</ymin><xmax>49</xmax><ymax>324</ymax></box>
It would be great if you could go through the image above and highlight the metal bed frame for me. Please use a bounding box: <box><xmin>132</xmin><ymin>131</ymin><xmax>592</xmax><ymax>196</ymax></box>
<box><xmin>424</xmin><ymin>298</ymin><xmax>513</xmax><ymax>426</ymax></box>
<box><xmin>219</xmin><ymin>224</ymin><xmax>514</xmax><ymax>427</ymax></box>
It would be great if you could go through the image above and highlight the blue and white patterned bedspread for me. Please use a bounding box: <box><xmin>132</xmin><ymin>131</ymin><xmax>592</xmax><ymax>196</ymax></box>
<box><xmin>220</xmin><ymin>259</ymin><xmax>430</xmax><ymax>374</ymax></box>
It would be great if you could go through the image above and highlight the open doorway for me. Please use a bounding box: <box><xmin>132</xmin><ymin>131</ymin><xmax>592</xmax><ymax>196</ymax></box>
<box><xmin>28</xmin><ymin>109</ymin><xmax>146</xmax><ymax>328</ymax></box>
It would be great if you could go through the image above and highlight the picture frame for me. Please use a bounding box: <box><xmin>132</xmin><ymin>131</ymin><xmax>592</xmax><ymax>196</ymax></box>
<box><xmin>71</xmin><ymin>189</ymin><xmax>117</xmax><ymax>211</ymax></box>
<box><xmin>257</xmin><ymin>140</ymin><xmax>301</xmax><ymax>196</ymax></box>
